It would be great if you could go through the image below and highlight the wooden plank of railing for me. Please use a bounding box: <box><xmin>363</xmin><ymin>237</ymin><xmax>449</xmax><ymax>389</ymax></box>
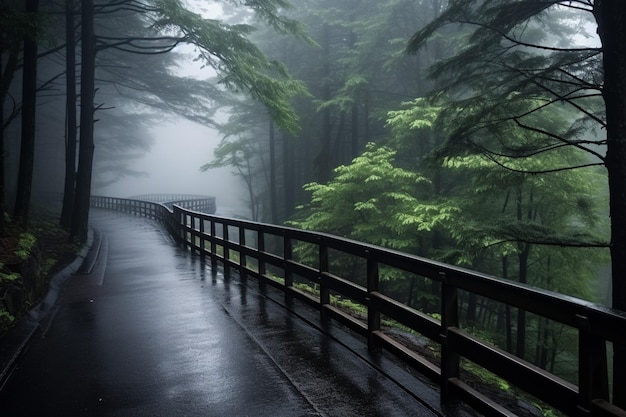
<box><xmin>324</xmin><ymin>304</ymin><xmax>368</xmax><ymax>336</ymax></box>
<box><xmin>284</xmin><ymin>259</ymin><xmax>319</xmax><ymax>283</ymax></box>
<box><xmin>371</xmin><ymin>291</ymin><xmax>441</xmax><ymax>343</ymax></box>
<box><xmin>593</xmin><ymin>400</ymin><xmax>626</xmax><ymax>417</ymax></box>
<box><xmin>441</xmin><ymin>272</ymin><xmax>460</xmax><ymax>406</ymax></box>
<box><xmin>373</xmin><ymin>330</ymin><xmax>440</xmax><ymax>382</ymax></box>
<box><xmin>321</xmin><ymin>272</ymin><xmax>367</xmax><ymax>305</ymax></box>
<box><xmin>287</xmin><ymin>286</ymin><xmax>319</xmax><ymax>309</ymax></box>
<box><xmin>258</xmin><ymin>250</ymin><xmax>284</xmax><ymax>270</ymax></box>
<box><xmin>447</xmin><ymin>327</ymin><xmax>579</xmax><ymax>415</ymax></box>
<box><xmin>90</xmin><ymin>196</ymin><xmax>626</xmax><ymax>417</ymax></box>
<box><xmin>260</xmin><ymin>273</ymin><xmax>284</xmax><ymax>291</ymax></box>
<box><xmin>447</xmin><ymin>378</ymin><xmax>516</xmax><ymax>417</ymax></box>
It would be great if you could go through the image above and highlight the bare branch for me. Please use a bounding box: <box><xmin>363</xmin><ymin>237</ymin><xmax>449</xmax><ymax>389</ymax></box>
<box><xmin>458</xmin><ymin>19</ymin><xmax>601</xmax><ymax>53</ymax></box>
<box><xmin>481</xmin><ymin>150</ymin><xmax>604</xmax><ymax>174</ymax></box>
<box><xmin>484</xmin><ymin>237</ymin><xmax>609</xmax><ymax>249</ymax></box>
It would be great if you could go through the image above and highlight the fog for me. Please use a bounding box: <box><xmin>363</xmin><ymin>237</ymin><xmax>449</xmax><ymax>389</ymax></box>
<box><xmin>93</xmin><ymin>35</ymin><xmax>248</xmax><ymax>218</ymax></box>
<box><xmin>97</xmin><ymin>118</ymin><xmax>247</xmax><ymax>218</ymax></box>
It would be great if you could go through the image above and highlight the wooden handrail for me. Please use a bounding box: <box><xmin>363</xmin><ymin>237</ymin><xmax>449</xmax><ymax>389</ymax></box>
<box><xmin>91</xmin><ymin>195</ymin><xmax>626</xmax><ymax>417</ymax></box>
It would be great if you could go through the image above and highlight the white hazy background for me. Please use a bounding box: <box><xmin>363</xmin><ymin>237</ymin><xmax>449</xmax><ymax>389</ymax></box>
<box><xmin>98</xmin><ymin>1</ymin><xmax>248</xmax><ymax>218</ymax></box>
<box><xmin>98</xmin><ymin>118</ymin><xmax>246</xmax><ymax>217</ymax></box>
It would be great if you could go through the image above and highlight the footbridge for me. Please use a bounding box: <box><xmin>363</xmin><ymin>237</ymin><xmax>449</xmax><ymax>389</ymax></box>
<box><xmin>1</xmin><ymin>194</ymin><xmax>624</xmax><ymax>417</ymax></box>
<box><xmin>129</xmin><ymin>193</ymin><xmax>216</xmax><ymax>214</ymax></box>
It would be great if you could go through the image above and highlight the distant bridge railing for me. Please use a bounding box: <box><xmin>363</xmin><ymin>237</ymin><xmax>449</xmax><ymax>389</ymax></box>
<box><xmin>90</xmin><ymin>195</ymin><xmax>626</xmax><ymax>417</ymax></box>
<box><xmin>128</xmin><ymin>194</ymin><xmax>216</xmax><ymax>214</ymax></box>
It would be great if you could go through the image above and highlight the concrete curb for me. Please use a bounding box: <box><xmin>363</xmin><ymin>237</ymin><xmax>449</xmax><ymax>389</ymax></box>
<box><xmin>0</xmin><ymin>228</ymin><xmax>96</xmax><ymax>390</ymax></box>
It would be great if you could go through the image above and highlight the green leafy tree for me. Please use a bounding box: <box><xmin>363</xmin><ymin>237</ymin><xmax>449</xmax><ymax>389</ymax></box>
<box><xmin>289</xmin><ymin>141</ymin><xmax>458</xmax><ymax>300</ymax></box>
<box><xmin>312</xmin><ymin>91</ymin><xmax>604</xmax><ymax>390</ymax></box>
<box><xmin>1</xmin><ymin>1</ymin><xmax>48</xmax><ymax>230</ymax></box>
<box><xmin>153</xmin><ymin>0</ymin><xmax>309</xmax><ymax>134</ymax></box>
<box><xmin>201</xmin><ymin>97</ymin><xmax>271</xmax><ymax>221</ymax></box>
<box><xmin>406</xmin><ymin>0</ymin><xmax>626</xmax><ymax>404</ymax></box>
<box><xmin>66</xmin><ymin>0</ymin><xmax>310</xmax><ymax>240</ymax></box>
<box><xmin>444</xmin><ymin>150</ymin><xmax>607</xmax><ymax>366</ymax></box>
<box><xmin>290</xmin><ymin>143</ymin><xmax>436</xmax><ymax>250</ymax></box>
<box><xmin>215</xmin><ymin>0</ymin><xmax>449</xmax><ymax>224</ymax></box>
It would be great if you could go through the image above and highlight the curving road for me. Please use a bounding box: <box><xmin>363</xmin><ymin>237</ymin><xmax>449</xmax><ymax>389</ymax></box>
<box><xmin>0</xmin><ymin>209</ymin><xmax>444</xmax><ymax>416</ymax></box>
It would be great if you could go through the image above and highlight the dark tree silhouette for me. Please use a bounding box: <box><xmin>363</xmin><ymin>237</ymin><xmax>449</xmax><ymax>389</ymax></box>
<box><xmin>70</xmin><ymin>0</ymin><xmax>96</xmax><ymax>241</ymax></box>
<box><xmin>407</xmin><ymin>0</ymin><xmax>626</xmax><ymax>407</ymax></box>
<box><xmin>13</xmin><ymin>0</ymin><xmax>39</xmax><ymax>226</ymax></box>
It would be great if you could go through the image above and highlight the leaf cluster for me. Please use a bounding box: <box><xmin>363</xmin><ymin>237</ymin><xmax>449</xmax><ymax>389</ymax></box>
<box><xmin>406</xmin><ymin>0</ymin><xmax>604</xmax><ymax>168</ymax></box>
<box><xmin>290</xmin><ymin>143</ymin><xmax>455</xmax><ymax>253</ymax></box>
<box><xmin>0</xmin><ymin>4</ymin><xmax>49</xmax><ymax>46</ymax></box>
<box><xmin>152</xmin><ymin>0</ymin><xmax>309</xmax><ymax>133</ymax></box>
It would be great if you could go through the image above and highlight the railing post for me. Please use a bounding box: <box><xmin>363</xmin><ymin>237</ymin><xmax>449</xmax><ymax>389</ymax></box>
<box><xmin>284</xmin><ymin>234</ymin><xmax>293</xmax><ymax>305</ymax></box>
<box><xmin>184</xmin><ymin>213</ymin><xmax>191</xmax><ymax>247</ymax></box>
<box><xmin>440</xmin><ymin>271</ymin><xmax>460</xmax><ymax>409</ymax></box>
<box><xmin>199</xmin><ymin>218</ymin><xmax>206</xmax><ymax>259</ymax></box>
<box><xmin>319</xmin><ymin>238</ymin><xmax>330</xmax><ymax>323</ymax></box>
<box><xmin>239</xmin><ymin>226</ymin><xmax>246</xmax><ymax>276</ymax></box>
<box><xmin>209</xmin><ymin>219</ymin><xmax>217</xmax><ymax>268</ymax></box>
<box><xmin>367</xmin><ymin>251</ymin><xmax>381</xmax><ymax>352</ymax></box>
<box><xmin>258</xmin><ymin>229</ymin><xmax>266</xmax><ymax>292</ymax></box>
<box><xmin>175</xmin><ymin>206</ymin><xmax>185</xmax><ymax>244</ymax></box>
<box><xmin>223</xmin><ymin>223</ymin><xmax>230</xmax><ymax>262</ymax></box>
<box><xmin>577</xmin><ymin>314</ymin><xmax>609</xmax><ymax>414</ymax></box>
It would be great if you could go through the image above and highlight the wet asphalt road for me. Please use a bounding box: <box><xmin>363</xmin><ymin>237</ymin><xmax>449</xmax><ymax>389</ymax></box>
<box><xmin>0</xmin><ymin>210</ymin><xmax>442</xmax><ymax>416</ymax></box>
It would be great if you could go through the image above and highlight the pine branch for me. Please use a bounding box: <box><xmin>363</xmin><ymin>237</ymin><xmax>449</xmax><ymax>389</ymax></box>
<box><xmin>457</xmin><ymin>19</ymin><xmax>600</xmax><ymax>53</ymax></box>
<box><xmin>481</xmin><ymin>151</ymin><xmax>603</xmax><ymax>175</ymax></box>
<box><xmin>512</xmin><ymin>118</ymin><xmax>605</xmax><ymax>160</ymax></box>
<box><xmin>485</xmin><ymin>237</ymin><xmax>608</xmax><ymax>249</ymax></box>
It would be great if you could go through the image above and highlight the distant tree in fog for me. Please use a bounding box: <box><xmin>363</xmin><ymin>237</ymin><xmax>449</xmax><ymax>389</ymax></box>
<box><xmin>1</xmin><ymin>1</ymin><xmax>48</xmax><ymax>229</ymax></box>
<box><xmin>406</xmin><ymin>0</ymin><xmax>625</xmax><ymax>406</ymax></box>
<box><xmin>205</xmin><ymin>0</ymin><xmax>447</xmax><ymax>224</ymax></box>
<box><xmin>63</xmin><ymin>0</ymin><xmax>310</xmax><ymax>240</ymax></box>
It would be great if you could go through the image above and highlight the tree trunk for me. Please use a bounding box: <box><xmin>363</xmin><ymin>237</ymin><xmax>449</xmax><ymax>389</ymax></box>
<box><xmin>595</xmin><ymin>0</ymin><xmax>626</xmax><ymax>407</ymax></box>
<box><xmin>351</xmin><ymin>103</ymin><xmax>358</xmax><ymax>159</ymax></box>
<box><xmin>283</xmin><ymin>132</ymin><xmax>295</xmax><ymax>219</ymax></box>
<box><xmin>269</xmin><ymin>117</ymin><xmax>277</xmax><ymax>224</ymax></box>
<box><xmin>70</xmin><ymin>0</ymin><xmax>95</xmax><ymax>242</ymax></box>
<box><xmin>515</xmin><ymin>244</ymin><xmax>529</xmax><ymax>359</ymax></box>
<box><xmin>502</xmin><ymin>255</ymin><xmax>513</xmax><ymax>353</ymax></box>
<box><xmin>13</xmin><ymin>0</ymin><xmax>39</xmax><ymax>226</ymax></box>
<box><xmin>60</xmin><ymin>0</ymin><xmax>77</xmax><ymax>230</ymax></box>
<box><xmin>0</xmin><ymin>19</ymin><xmax>20</xmax><ymax>235</ymax></box>
<box><xmin>316</xmin><ymin>23</ymin><xmax>332</xmax><ymax>184</ymax></box>
<box><xmin>0</xmin><ymin>46</ymin><xmax>4</xmax><ymax>235</ymax></box>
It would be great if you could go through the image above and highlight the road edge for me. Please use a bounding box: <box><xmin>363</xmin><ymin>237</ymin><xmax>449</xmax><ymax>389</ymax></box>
<box><xmin>0</xmin><ymin>227</ymin><xmax>97</xmax><ymax>390</ymax></box>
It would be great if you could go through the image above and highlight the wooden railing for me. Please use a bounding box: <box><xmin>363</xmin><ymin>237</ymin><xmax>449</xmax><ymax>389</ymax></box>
<box><xmin>128</xmin><ymin>194</ymin><xmax>216</xmax><ymax>214</ymax></box>
<box><xmin>90</xmin><ymin>195</ymin><xmax>626</xmax><ymax>417</ymax></box>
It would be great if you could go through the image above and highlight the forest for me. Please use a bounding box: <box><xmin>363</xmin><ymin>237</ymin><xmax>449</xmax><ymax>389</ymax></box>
<box><xmin>1</xmin><ymin>0</ymin><xmax>625</xmax><ymax>411</ymax></box>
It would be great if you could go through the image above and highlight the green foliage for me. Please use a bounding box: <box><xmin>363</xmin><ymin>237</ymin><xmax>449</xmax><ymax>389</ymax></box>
<box><xmin>153</xmin><ymin>0</ymin><xmax>310</xmax><ymax>134</ymax></box>
<box><xmin>405</xmin><ymin>0</ymin><xmax>604</xmax><ymax>172</ymax></box>
<box><xmin>0</xmin><ymin>262</ymin><xmax>21</xmax><ymax>284</ymax></box>
<box><xmin>463</xmin><ymin>359</ymin><xmax>512</xmax><ymax>392</ymax></box>
<box><xmin>386</xmin><ymin>98</ymin><xmax>441</xmax><ymax>138</ymax></box>
<box><xmin>290</xmin><ymin>143</ymin><xmax>445</xmax><ymax>253</ymax></box>
<box><xmin>0</xmin><ymin>310</ymin><xmax>14</xmax><ymax>321</ymax></box>
<box><xmin>0</xmin><ymin>233</ymin><xmax>36</xmax><ymax>284</ymax></box>
<box><xmin>0</xmin><ymin>309</ymin><xmax>15</xmax><ymax>335</ymax></box>
<box><xmin>0</xmin><ymin>4</ymin><xmax>50</xmax><ymax>46</ymax></box>
<box><xmin>15</xmin><ymin>233</ymin><xmax>36</xmax><ymax>261</ymax></box>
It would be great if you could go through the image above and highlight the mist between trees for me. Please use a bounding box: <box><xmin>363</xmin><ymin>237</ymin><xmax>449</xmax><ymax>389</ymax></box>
<box><xmin>2</xmin><ymin>0</ymin><xmax>626</xmax><ymax>411</ymax></box>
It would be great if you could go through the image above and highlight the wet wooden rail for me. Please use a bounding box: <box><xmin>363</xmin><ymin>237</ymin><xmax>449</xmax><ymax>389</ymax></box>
<box><xmin>91</xmin><ymin>195</ymin><xmax>626</xmax><ymax>417</ymax></box>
